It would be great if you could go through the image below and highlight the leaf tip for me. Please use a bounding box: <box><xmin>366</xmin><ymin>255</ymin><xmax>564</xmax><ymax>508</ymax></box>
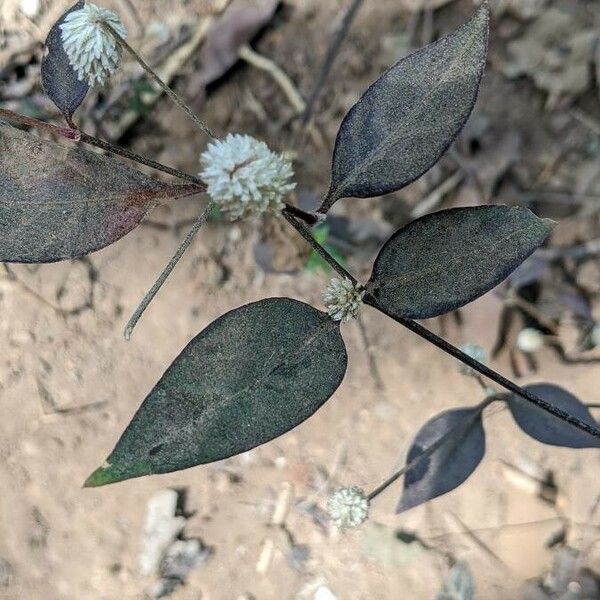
<box><xmin>83</xmin><ymin>462</ymin><xmax>115</xmax><ymax>488</ymax></box>
<box><xmin>476</xmin><ymin>0</ymin><xmax>491</xmax><ymax>20</ymax></box>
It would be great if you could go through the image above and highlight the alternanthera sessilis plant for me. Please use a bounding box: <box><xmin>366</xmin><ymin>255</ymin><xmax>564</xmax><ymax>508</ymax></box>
<box><xmin>1</xmin><ymin>1</ymin><xmax>599</xmax><ymax>528</ymax></box>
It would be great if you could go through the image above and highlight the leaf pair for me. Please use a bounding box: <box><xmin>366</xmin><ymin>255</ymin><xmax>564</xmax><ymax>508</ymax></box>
<box><xmin>320</xmin><ymin>2</ymin><xmax>553</xmax><ymax>319</ymax></box>
<box><xmin>397</xmin><ymin>384</ymin><xmax>599</xmax><ymax>513</ymax></box>
<box><xmin>85</xmin><ymin>195</ymin><xmax>554</xmax><ymax>486</ymax></box>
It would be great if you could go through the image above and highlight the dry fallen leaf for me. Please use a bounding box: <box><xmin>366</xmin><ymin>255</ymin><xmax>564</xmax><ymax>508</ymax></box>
<box><xmin>502</xmin><ymin>9</ymin><xmax>598</xmax><ymax>108</ymax></box>
<box><xmin>194</xmin><ymin>0</ymin><xmax>279</xmax><ymax>90</ymax></box>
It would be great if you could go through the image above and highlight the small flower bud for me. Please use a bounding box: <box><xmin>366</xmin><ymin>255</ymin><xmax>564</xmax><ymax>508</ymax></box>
<box><xmin>323</xmin><ymin>277</ymin><xmax>364</xmax><ymax>322</ymax></box>
<box><xmin>516</xmin><ymin>327</ymin><xmax>544</xmax><ymax>353</ymax></box>
<box><xmin>199</xmin><ymin>134</ymin><xmax>295</xmax><ymax>221</ymax></box>
<box><xmin>60</xmin><ymin>3</ymin><xmax>127</xmax><ymax>87</ymax></box>
<box><xmin>458</xmin><ymin>343</ymin><xmax>487</xmax><ymax>376</ymax></box>
<box><xmin>327</xmin><ymin>486</ymin><xmax>369</xmax><ymax>529</ymax></box>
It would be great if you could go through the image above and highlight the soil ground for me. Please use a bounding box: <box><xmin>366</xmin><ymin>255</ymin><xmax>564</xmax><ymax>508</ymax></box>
<box><xmin>1</xmin><ymin>0</ymin><xmax>600</xmax><ymax>599</ymax></box>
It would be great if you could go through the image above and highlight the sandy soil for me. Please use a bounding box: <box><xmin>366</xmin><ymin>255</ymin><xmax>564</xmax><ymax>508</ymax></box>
<box><xmin>1</xmin><ymin>0</ymin><xmax>600</xmax><ymax>599</ymax></box>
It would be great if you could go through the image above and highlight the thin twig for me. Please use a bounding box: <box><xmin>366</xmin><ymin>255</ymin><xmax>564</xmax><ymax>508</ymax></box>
<box><xmin>124</xmin><ymin>202</ymin><xmax>214</xmax><ymax>340</ymax></box>
<box><xmin>0</xmin><ymin>108</ymin><xmax>80</xmax><ymax>140</ymax></box>
<box><xmin>301</xmin><ymin>0</ymin><xmax>365</xmax><ymax>125</ymax></box>
<box><xmin>411</xmin><ymin>170</ymin><xmax>464</xmax><ymax>219</ymax></box>
<box><xmin>238</xmin><ymin>45</ymin><xmax>326</xmax><ymax>148</ymax></box>
<box><xmin>570</xmin><ymin>107</ymin><xmax>600</xmax><ymax>136</ymax></box>
<box><xmin>0</xmin><ymin>106</ymin><xmax>207</xmax><ymax>188</ymax></box>
<box><xmin>504</xmin><ymin>294</ymin><xmax>559</xmax><ymax>335</ymax></box>
<box><xmin>239</xmin><ymin>45</ymin><xmax>306</xmax><ymax>114</ymax></box>
<box><xmin>356</xmin><ymin>313</ymin><xmax>386</xmax><ymax>393</ymax></box>
<box><xmin>444</xmin><ymin>511</ymin><xmax>509</xmax><ymax>569</ymax></box>
<box><xmin>79</xmin><ymin>131</ymin><xmax>206</xmax><ymax>187</ymax></box>
<box><xmin>103</xmin><ymin>23</ymin><xmax>216</xmax><ymax>139</ymax></box>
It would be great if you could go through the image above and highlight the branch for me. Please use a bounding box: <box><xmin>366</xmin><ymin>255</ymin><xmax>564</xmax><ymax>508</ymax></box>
<box><xmin>282</xmin><ymin>213</ymin><xmax>600</xmax><ymax>442</ymax></box>
<box><xmin>0</xmin><ymin>107</ymin><xmax>207</xmax><ymax>189</ymax></box>
<box><xmin>301</xmin><ymin>0</ymin><xmax>365</xmax><ymax>125</ymax></box>
<box><xmin>124</xmin><ymin>202</ymin><xmax>214</xmax><ymax>340</ymax></box>
<box><xmin>104</xmin><ymin>23</ymin><xmax>215</xmax><ymax>139</ymax></box>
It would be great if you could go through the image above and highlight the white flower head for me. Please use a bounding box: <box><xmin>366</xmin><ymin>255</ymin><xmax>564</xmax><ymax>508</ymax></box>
<box><xmin>327</xmin><ymin>486</ymin><xmax>369</xmax><ymax>529</ymax></box>
<box><xmin>516</xmin><ymin>327</ymin><xmax>545</xmax><ymax>353</ymax></box>
<box><xmin>60</xmin><ymin>3</ymin><xmax>127</xmax><ymax>87</ymax></box>
<box><xmin>323</xmin><ymin>277</ymin><xmax>364</xmax><ymax>322</ymax></box>
<box><xmin>200</xmin><ymin>134</ymin><xmax>296</xmax><ymax>221</ymax></box>
<box><xmin>459</xmin><ymin>343</ymin><xmax>487</xmax><ymax>376</ymax></box>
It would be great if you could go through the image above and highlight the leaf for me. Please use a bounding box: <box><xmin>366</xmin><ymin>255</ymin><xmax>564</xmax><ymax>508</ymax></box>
<box><xmin>196</xmin><ymin>0</ymin><xmax>279</xmax><ymax>88</ymax></box>
<box><xmin>397</xmin><ymin>407</ymin><xmax>485</xmax><ymax>513</ymax></box>
<box><xmin>41</xmin><ymin>1</ymin><xmax>89</xmax><ymax>121</ymax></box>
<box><xmin>0</xmin><ymin>125</ymin><xmax>200</xmax><ymax>263</ymax></box>
<box><xmin>437</xmin><ymin>562</ymin><xmax>475</xmax><ymax>600</ymax></box>
<box><xmin>508</xmin><ymin>384</ymin><xmax>600</xmax><ymax>449</ymax></box>
<box><xmin>85</xmin><ymin>298</ymin><xmax>347</xmax><ymax>486</ymax></box>
<box><xmin>367</xmin><ymin>205</ymin><xmax>554</xmax><ymax>320</ymax></box>
<box><xmin>321</xmin><ymin>3</ymin><xmax>489</xmax><ymax>210</ymax></box>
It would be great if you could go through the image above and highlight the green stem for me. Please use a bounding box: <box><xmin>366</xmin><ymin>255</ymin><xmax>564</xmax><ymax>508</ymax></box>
<box><xmin>104</xmin><ymin>24</ymin><xmax>216</xmax><ymax>140</ymax></box>
<box><xmin>124</xmin><ymin>202</ymin><xmax>214</xmax><ymax>340</ymax></box>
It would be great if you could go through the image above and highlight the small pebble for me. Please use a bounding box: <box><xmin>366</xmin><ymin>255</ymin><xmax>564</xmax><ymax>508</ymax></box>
<box><xmin>314</xmin><ymin>585</ymin><xmax>337</xmax><ymax>600</ymax></box>
<box><xmin>19</xmin><ymin>0</ymin><xmax>40</xmax><ymax>18</ymax></box>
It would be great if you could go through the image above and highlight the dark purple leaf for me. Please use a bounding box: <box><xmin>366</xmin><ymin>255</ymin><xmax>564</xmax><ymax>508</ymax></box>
<box><xmin>367</xmin><ymin>205</ymin><xmax>555</xmax><ymax>320</ymax></box>
<box><xmin>397</xmin><ymin>407</ymin><xmax>485</xmax><ymax>513</ymax></box>
<box><xmin>321</xmin><ymin>4</ymin><xmax>489</xmax><ymax>211</ymax></box>
<box><xmin>197</xmin><ymin>0</ymin><xmax>279</xmax><ymax>87</ymax></box>
<box><xmin>508</xmin><ymin>384</ymin><xmax>600</xmax><ymax>448</ymax></box>
<box><xmin>0</xmin><ymin>125</ymin><xmax>200</xmax><ymax>263</ymax></box>
<box><xmin>41</xmin><ymin>1</ymin><xmax>89</xmax><ymax>120</ymax></box>
<box><xmin>85</xmin><ymin>298</ymin><xmax>347</xmax><ymax>486</ymax></box>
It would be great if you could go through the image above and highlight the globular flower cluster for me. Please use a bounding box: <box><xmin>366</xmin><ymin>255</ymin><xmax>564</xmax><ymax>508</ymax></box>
<box><xmin>327</xmin><ymin>486</ymin><xmax>369</xmax><ymax>529</ymax></box>
<box><xmin>60</xmin><ymin>2</ymin><xmax>127</xmax><ymax>87</ymax></box>
<box><xmin>323</xmin><ymin>277</ymin><xmax>364</xmax><ymax>322</ymax></box>
<box><xmin>199</xmin><ymin>134</ymin><xmax>296</xmax><ymax>221</ymax></box>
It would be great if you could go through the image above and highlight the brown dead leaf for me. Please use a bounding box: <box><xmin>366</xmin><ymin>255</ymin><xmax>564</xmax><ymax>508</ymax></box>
<box><xmin>502</xmin><ymin>9</ymin><xmax>598</xmax><ymax>108</ymax></box>
<box><xmin>194</xmin><ymin>0</ymin><xmax>279</xmax><ymax>90</ymax></box>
